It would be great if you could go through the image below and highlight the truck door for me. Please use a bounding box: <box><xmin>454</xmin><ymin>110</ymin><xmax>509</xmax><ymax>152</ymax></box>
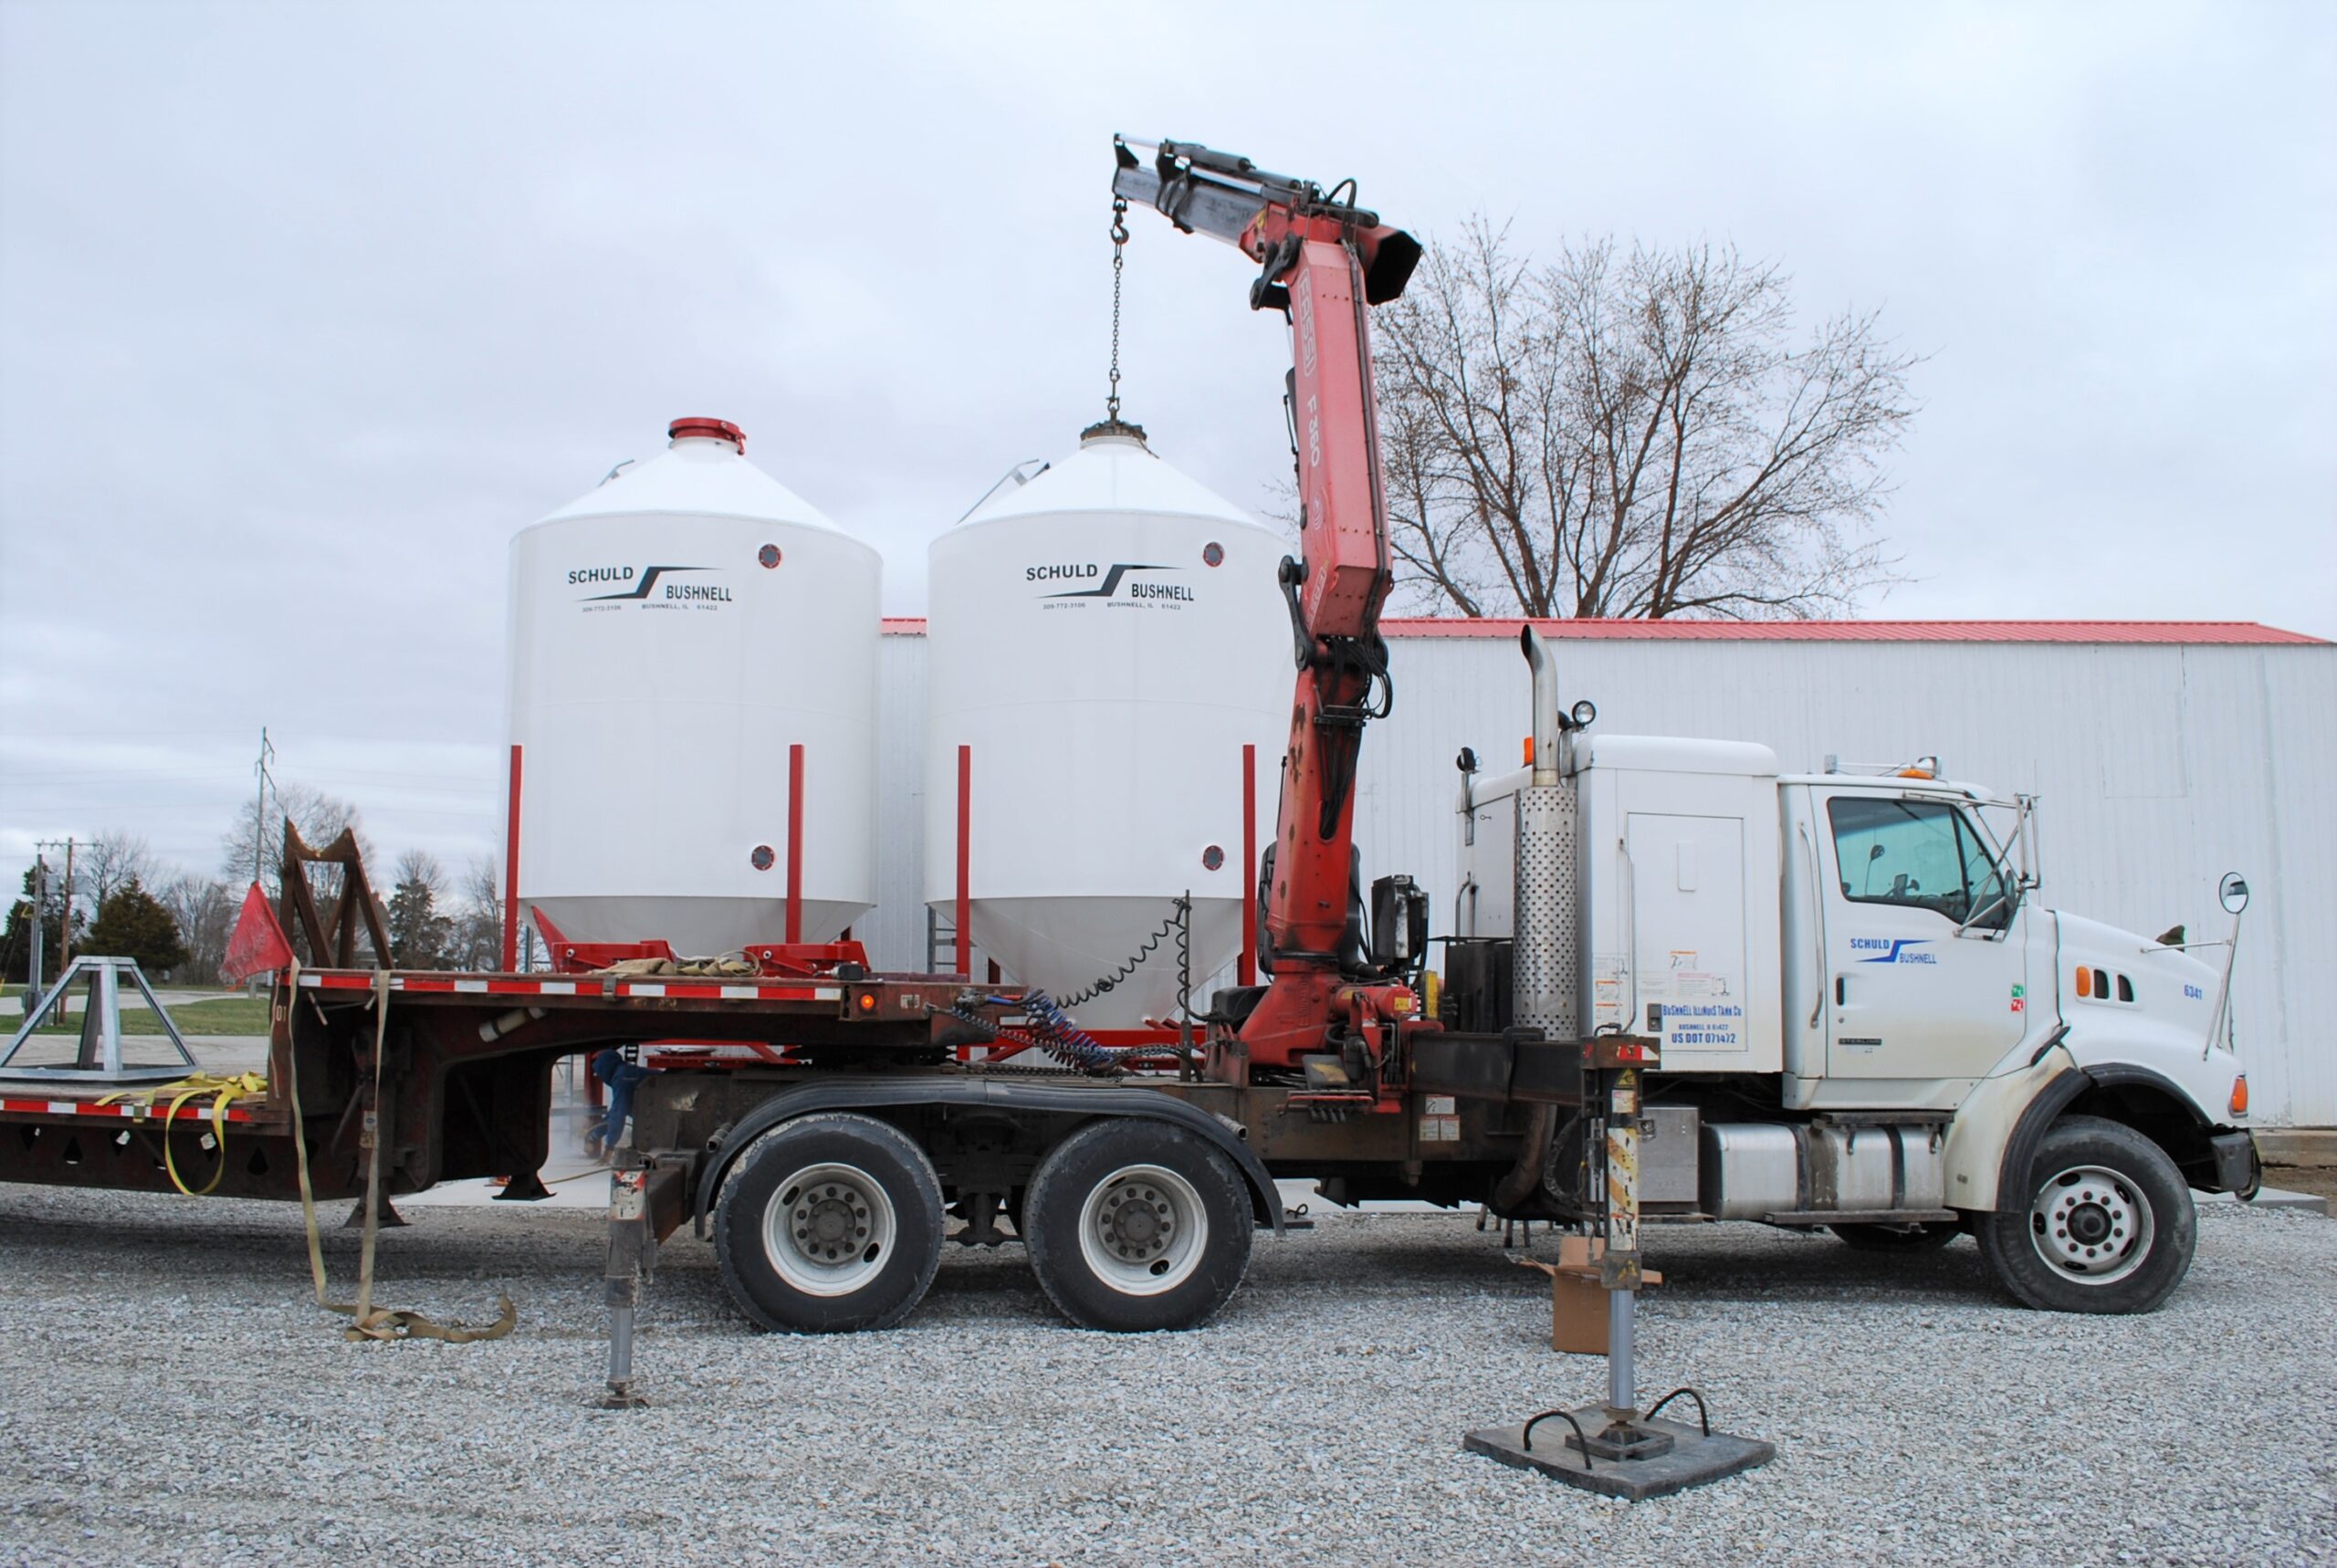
<box><xmin>1818</xmin><ymin>790</ymin><xmax>2025</xmax><ymax>1088</ymax></box>
<box><xmin>1626</xmin><ymin>813</ymin><xmax>1751</xmax><ymax>1060</ymax></box>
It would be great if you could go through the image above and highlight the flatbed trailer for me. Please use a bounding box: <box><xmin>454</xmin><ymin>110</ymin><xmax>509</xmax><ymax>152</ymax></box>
<box><xmin>0</xmin><ymin>963</ymin><xmax>1601</xmax><ymax>1382</ymax></box>
<box><xmin>0</xmin><ymin>959</ymin><xmax>1602</xmax><ymax>1206</ymax></box>
<box><xmin>0</xmin><ymin>963</ymin><xmax>1016</xmax><ymax>1206</ymax></box>
<box><xmin>0</xmin><ymin>959</ymin><xmax>1588</xmax><ymax>1208</ymax></box>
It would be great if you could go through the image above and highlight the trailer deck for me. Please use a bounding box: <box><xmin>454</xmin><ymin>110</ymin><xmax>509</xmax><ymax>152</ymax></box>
<box><xmin>0</xmin><ymin>963</ymin><xmax>971</xmax><ymax>1202</ymax></box>
<box><xmin>0</xmin><ymin>955</ymin><xmax>1615</xmax><ymax>1197</ymax></box>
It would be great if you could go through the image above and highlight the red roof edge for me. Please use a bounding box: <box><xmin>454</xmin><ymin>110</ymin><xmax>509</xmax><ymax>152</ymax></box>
<box><xmin>1378</xmin><ymin>618</ymin><xmax>2327</xmax><ymax>644</ymax></box>
<box><xmin>882</xmin><ymin>615</ymin><xmax>2323</xmax><ymax>645</ymax></box>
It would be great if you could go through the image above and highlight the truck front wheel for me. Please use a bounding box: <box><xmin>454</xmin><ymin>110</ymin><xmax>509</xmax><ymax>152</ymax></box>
<box><xmin>1975</xmin><ymin>1114</ymin><xmax>2196</xmax><ymax>1314</ymax></box>
<box><xmin>714</xmin><ymin>1113</ymin><xmax>946</xmax><ymax>1333</ymax></box>
<box><xmin>1023</xmin><ymin>1120</ymin><xmax>1252</xmax><ymax>1332</ymax></box>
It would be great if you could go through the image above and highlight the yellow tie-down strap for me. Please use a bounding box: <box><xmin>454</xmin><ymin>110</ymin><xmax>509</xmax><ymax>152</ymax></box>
<box><xmin>98</xmin><ymin>1071</ymin><xmax>271</xmax><ymax>1197</ymax></box>
<box><xmin>96</xmin><ymin>1067</ymin><xmax>516</xmax><ymax>1343</ymax></box>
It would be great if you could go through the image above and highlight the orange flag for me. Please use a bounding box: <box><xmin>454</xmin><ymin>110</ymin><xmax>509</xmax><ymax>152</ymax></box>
<box><xmin>221</xmin><ymin>882</ymin><xmax>295</xmax><ymax>984</ymax></box>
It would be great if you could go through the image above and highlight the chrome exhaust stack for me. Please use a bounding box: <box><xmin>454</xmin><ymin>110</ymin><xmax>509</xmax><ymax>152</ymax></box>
<box><xmin>1523</xmin><ymin>625</ymin><xmax>1561</xmax><ymax>786</ymax></box>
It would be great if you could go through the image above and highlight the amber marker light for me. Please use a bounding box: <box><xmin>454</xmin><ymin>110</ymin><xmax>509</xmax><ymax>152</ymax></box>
<box><xmin>856</xmin><ymin>991</ymin><xmax>878</xmax><ymax>1013</ymax></box>
<box><xmin>2230</xmin><ymin>1076</ymin><xmax>2249</xmax><ymax>1116</ymax></box>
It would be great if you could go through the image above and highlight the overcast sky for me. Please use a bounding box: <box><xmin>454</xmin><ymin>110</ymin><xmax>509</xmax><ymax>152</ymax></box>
<box><xmin>2</xmin><ymin>0</ymin><xmax>2332</xmax><ymax>898</ymax></box>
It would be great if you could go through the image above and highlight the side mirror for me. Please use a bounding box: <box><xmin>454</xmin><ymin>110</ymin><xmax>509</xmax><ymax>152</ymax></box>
<box><xmin>1868</xmin><ymin>844</ymin><xmax>1886</xmax><ymax>862</ymax></box>
<box><xmin>2218</xmin><ymin>872</ymin><xmax>2249</xmax><ymax>915</ymax></box>
<box><xmin>2016</xmin><ymin>793</ymin><xmax>2041</xmax><ymax>890</ymax></box>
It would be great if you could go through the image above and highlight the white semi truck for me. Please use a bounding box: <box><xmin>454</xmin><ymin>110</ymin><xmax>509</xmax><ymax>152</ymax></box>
<box><xmin>1441</xmin><ymin>628</ymin><xmax>2259</xmax><ymax>1314</ymax></box>
<box><xmin>0</xmin><ymin>627</ymin><xmax>2259</xmax><ymax>1365</ymax></box>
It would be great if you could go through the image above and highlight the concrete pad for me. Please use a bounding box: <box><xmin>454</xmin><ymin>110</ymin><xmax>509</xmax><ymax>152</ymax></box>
<box><xmin>404</xmin><ymin>1101</ymin><xmax>611</xmax><ymax>1210</ymax></box>
<box><xmin>2202</xmin><ymin>1186</ymin><xmax>2329</xmax><ymax>1216</ymax></box>
<box><xmin>1465</xmin><ymin>1407</ymin><xmax>1776</xmax><ymax>1500</ymax></box>
<box><xmin>2254</xmin><ymin>1129</ymin><xmax>2337</xmax><ymax>1165</ymax></box>
<box><xmin>183</xmin><ymin>1037</ymin><xmax>267</xmax><ymax>1075</ymax></box>
<box><xmin>1273</xmin><ymin>1178</ymin><xmax>1448</xmax><ymax>1216</ymax></box>
<box><xmin>400</xmin><ymin>1166</ymin><xmax>613</xmax><ymax>1211</ymax></box>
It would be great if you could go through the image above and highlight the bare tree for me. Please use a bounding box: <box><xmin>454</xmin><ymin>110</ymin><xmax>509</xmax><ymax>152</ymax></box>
<box><xmin>393</xmin><ymin>848</ymin><xmax>444</xmax><ymax>890</ymax></box>
<box><xmin>445</xmin><ymin>853</ymin><xmax>506</xmax><ymax>971</ymax></box>
<box><xmin>1375</xmin><ymin>220</ymin><xmax>1917</xmax><ymax>619</ymax></box>
<box><xmin>158</xmin><ymin>873</ymin><xmax>237</xmax><ymax>984</ymax></box>
<box><xmin>219</xmin><ymin>781</ymin><xmax>373</xmax><ymax>897</ymax></box>
<box><xmin>386</xmin><ymin>849</ymin><xmax>455</xmax><ymax>969</ymax></box>
<box><xmin>80</xmin><ymin>832</ymin><xmax>159</xmax><ymax>914</ymax></box>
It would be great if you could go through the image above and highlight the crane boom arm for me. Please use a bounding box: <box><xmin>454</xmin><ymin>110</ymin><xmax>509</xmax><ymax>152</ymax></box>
<box><xmin>1112</xmin><ymin>139</ymin><xmax>1420</xmax><ymax>646</ymax></box>
<box><xmin>1113</xmin><ymin>136</ymin><xmax>1423</xmax><ymax>1075</ymax></box>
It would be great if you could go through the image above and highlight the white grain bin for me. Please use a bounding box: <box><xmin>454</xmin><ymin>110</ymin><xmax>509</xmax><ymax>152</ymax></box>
<box><xmin>924</xmin><ymin>424</ymin><xmax>1288</xmax><ymax>1026</ymax></box>
<box><xmin>507</xmin><ymin>417</ymin><xmax>879</xmax><ymax>955</ymax></box>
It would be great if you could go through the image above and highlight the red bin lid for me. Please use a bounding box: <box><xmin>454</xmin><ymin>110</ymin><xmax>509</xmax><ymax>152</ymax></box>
<box><xmin>668</xmin><ymin>417</ymin><xmax>745</xmax><ymax>450</ymax></box>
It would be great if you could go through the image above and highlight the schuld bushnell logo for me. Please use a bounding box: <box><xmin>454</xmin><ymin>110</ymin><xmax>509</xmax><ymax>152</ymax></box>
<box><xmin>569</xmin><ymin>564</ymin><xmax>732</xmax><ymax>608</ymax></box>
<box><xmin>1025</xmin><ymin>562</ymin><xmax>1194</xmax><ymax>604</ymax></box>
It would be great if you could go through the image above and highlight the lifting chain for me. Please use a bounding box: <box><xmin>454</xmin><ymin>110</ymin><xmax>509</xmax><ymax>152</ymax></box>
<box><xmin>1106</xmin><ymin>193</ymin><xmax>1130</xmax><ymax>423</ymax></box>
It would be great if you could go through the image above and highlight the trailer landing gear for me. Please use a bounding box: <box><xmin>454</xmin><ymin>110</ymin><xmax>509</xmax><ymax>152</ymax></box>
<box><xmin>1466</xmin><ymin>1051</ymin><xmax>1774</xmax><ymax>1500</ymax></box>
<box><xmin>597</xmin><ymin>1156</ymin><xmax>685</xmax><ymax>1409</ymax></box>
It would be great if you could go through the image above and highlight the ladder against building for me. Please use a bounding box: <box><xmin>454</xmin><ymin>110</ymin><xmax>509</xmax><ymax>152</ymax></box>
<box><xmin>0</xmin><ymin>956</ymin><xmax>201</xmax><ymax>1085</ymax></box>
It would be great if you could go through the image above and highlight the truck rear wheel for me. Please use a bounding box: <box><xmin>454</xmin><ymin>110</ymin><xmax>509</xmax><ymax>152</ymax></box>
<box><xmin>1975</xmin><ymin>1114</ymin><xmax>2196</xmax><ymax>1314</ymax></box>
<box><xmin>714</xmin><ymin>1113</ymin><xmax>945</xmax><ymax>1333</ymax></box>
<box><xmin>1023</xmin><ymin>1119</ymin><xmax>1252</xmax><ymax>1333</ymax></box>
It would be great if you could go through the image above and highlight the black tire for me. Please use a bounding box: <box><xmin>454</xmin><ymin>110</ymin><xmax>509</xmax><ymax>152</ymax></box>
<box><xmin>1975</xmin><ymin>1114</ymin><xmax>2196</xmax><ymax>1314</ymax></box>
<box><xmin>1829</xmin><ymin>1221</ymin><xmax>1962</xmax><ymax>1251</ymax></box>
<box><xmin>1023</xmin><ymin>1119</ymin><xmax>1252</xmax><ymax>1332</ymax></box>
<box><xmin>714</xmin><ymin>1113</ymin><xmax>945</xmax><ymax>1333</ymax></box>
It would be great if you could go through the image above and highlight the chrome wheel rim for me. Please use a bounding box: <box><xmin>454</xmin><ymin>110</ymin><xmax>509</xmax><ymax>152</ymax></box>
<box><xmin>1077</xmin><ymin>1164</ymin><xmax>1207</xmax><ymax>1297</ymax></box>
<box><xmin>763</xmin><ymin>1162</ymin><xmax>896</xmax><ymax>1296</ymax></box>
<box><xmin>2028</xmin><ymin>1163</ymin><xmax>2154</xmax><ymax>1285</ymax></box>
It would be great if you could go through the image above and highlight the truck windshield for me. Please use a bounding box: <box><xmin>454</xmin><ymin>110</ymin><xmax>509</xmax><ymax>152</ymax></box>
<box><xmin>1828</xmin><ymin>796</ymin><xmax>2011</xmax><ymax>930</ymax></box>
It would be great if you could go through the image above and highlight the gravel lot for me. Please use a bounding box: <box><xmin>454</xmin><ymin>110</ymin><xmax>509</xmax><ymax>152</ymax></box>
<box><xmin>1</xmin><ymin>1184</ymin><xmax>2331</xmax><ymax>1565</ymax></box>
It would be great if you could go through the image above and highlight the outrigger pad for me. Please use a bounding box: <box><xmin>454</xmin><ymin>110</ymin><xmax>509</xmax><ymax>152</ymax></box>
<box><xmin>1464</xmin><ymin>1408</ymin><xmax>1774</xmax><ymax>1500</ymax></box>
<box><xmin>496</xmin><ymin>1170</ymin><xmax>554</xmax><ymax>1202</ymax></box>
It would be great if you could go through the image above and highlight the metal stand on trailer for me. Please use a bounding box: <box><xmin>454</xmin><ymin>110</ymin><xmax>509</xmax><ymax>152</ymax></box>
<box><xmin>1465</xmin><ymin>1036</ymin><xmax>1775</xmax><ymax>1500</ymax></box>
<box><xmin>0</xmin><ymin>956</ymin><xmax>200</xmax><ymax>1085</ymax></box>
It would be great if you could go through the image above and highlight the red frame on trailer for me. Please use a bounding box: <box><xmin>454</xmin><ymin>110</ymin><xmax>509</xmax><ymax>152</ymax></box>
<box><xmin>501</xmin><ymin>743</ymin><xmax>523</xmax><ymax>970</ymax></box>
<box><xmin>785</xmin><ymin>742</ymin><xmax>804</xmax><ymax>945</ymax></box>
<box><xmin>955</xmin><ymin>744</ymin><xmax>971</xmax><ymax>979</ymax></box>
<box><xmin>1239</xmin><ymin>742</ymin><xmax>1257</xmax><ymax>988</ymax></box>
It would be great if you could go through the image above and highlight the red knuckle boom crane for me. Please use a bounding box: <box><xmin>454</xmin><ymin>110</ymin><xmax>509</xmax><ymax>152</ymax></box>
<box><xmin>1111</xmin><ymin>137</ymin><xmax>1430</xmax><ymax>1092</ymax></box>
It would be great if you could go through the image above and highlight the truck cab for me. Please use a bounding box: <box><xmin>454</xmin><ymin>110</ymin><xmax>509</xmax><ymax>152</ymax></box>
<box><xmin>1454</xmin><ymin>724</ymin><xmax>2258</xmax><ymax>1314</ymax></box>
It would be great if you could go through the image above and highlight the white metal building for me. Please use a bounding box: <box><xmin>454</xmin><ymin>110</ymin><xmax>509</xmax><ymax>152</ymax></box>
<box><xmin>857</xmin><ymin>618</ymin><xmax>2334</xmax><ymax>1127</ymax></box>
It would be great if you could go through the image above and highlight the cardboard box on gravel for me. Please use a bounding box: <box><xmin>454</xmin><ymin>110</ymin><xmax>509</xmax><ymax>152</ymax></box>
<box><xmin>1516</xmin><ymin>1237</ymin><xmax>1664</xmax><ymax>1355</ymax></box>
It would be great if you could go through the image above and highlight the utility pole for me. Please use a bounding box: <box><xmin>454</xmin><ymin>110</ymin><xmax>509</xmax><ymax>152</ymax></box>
<box><xmin>25</xmin><ymin>853</ymin><xmax>46</xmax><ymax>1016</ymax></box>
<box><xmin>58</xmin><ymin>838</ymin><xmax>74</xmax><ymax>976</ymax></box>
<box><xmin>32</xmin><ymin>837</ymin><xmax>78</xmax><ymax>1023</ymax></box>
<box><xmin>252</xmin><ymin>727</ymin><xmax>276</xmax><ymax>887</ymax></box>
